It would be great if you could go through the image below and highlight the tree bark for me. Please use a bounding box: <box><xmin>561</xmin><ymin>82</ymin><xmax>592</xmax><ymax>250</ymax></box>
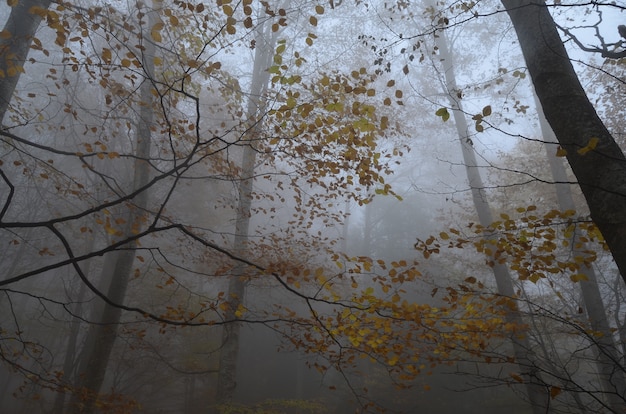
<box><xmin>0</xmin><ymin>0</ymin><xmax>51</xmax><ymax>123</ymax></box>
<box><xmin>435</xmin><ymin>31</ymin><xmax>549</xmax><ymax>413</ymax></box>
<box><xmin>502</xmin><ymin>0</ymin><xmax>626</xmax><ymax>285</ymax></box>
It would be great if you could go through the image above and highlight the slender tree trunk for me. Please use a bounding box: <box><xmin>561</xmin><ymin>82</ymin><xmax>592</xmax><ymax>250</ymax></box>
<box><xmin>67</xmin><ymin>3</ymin><xmax>157</xmax><ymax>412</ymax></box>
<box><xmin>435</xmin><ymin>31</ymin><xmax>549</xmax><ymax>413</ymax></box>
<box><xmin>502</xmin><ymin>0</ymin><xmax>626</xmax><ymax>285</ymax></box>
<box><xmin>341</xmin><ymin>198</ymin><xmax>351</xmax><ymax>255</ymax></box>
<box><xmin>536</xmin><ymin>96</ymin><xmax>626</xmax><ymax>411</ymax></box>
<box><xmin>362</xmin><ymin>198</ymin><xmax>373</xmax><ymax>256</ymax></box>
<box><xmin>0</xmin><ymin>0</ymin><xmax>51</xmax><ymax>123</ymax></box>
<box><xmin>52</xmin><ymin>235</ymin><xmax>94</xmax><ymax>414</ymax></box>
<box><xmin>214</xmin><ymin>17</ymin><xmax>277</xmax><ymax>406</ymax></box>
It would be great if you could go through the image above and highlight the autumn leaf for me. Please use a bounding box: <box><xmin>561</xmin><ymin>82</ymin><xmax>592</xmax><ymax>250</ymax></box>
<box><xmin>435</xmin><ymin>107</ymin><xmax>450</xmax><ymax>122</ymax></box>
<box><xmin>570</xmin><ymin>273</ymin><xmax>589</xmax><ymax>283</ymax></box>
<box><xmin>101</xmin><ymin>48</ymin><xmax>112</xmax><ymax>64</ymax></box>
<box><xmin>577</xmin><ymin>137</ymin><xmax>599</xmax><ymax>155</ymax></box>
<box><xmin>151</xmin><ymin>22</ymin><xmax>164</xmax><ymax>42</ymax></box>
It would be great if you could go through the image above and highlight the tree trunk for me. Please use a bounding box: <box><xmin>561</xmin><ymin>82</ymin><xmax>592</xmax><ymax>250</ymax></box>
<box><xmin>0</xmin><ymin>0</ymin><xmax>51</xmax><ymax>123</ymax></box>
<box><xmin>52</xmin><ymin>235</ymin><xmax>94</xmax><ymax>414</ymax></box>
<box><xmin>68</xmin><ymin>2</ymin><xmax>156</xmax><ymax>412</ymax></box>
<box><xmin>536</xmin><ymin>96</ymin><xmax>626</xmax><ymax>411</ymax></box>
<box><xmin>435</xmin><ymin>31</ymin><xmax>549</xmax><ymax>413</ymax></box>
<box><xmin>502</xmin><ymin>0</ymin><xmax>626</xmax><ymax>285</ymax></box>
<box><xmin>214</xmin><ymin>16</ymin><xmax>277</xmax><ymax>407</ymax></box>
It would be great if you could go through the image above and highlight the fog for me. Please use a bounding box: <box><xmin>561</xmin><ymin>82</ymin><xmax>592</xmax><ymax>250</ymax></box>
<box><xmin>0</xmin><ymin>1</ymin><xmax>625</xmax><ymax>413</ymax></box>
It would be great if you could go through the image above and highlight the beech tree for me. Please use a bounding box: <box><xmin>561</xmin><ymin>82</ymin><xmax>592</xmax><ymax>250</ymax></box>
<box><xmin>502</xmin><ymin>0</ymin><xmax>626</xmax><ymax>283</ymax></box>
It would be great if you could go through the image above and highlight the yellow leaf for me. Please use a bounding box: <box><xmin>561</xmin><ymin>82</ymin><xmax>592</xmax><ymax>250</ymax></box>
<box><xmin>570</xmin><ymin>273</ymin><xmax>589</xmax><ymax>283</ymax></box>
<box><xmin>234</xmin><ymin>304</ymin><xmax>245</xmax><ymax>318</ymax></box>
<box><xmin>510</xmin><ymin>372</ymin><xmax>524</xmax><ymax>383</ymax></box>
<box><xmin>577</xmin><ymin>137</ymin><xmax>599</xmax><ymax>155</ymax></box>
<box><xmin>315</xmin><ymin>5</ymin><xmax>324</xmax><ymax>14</ymax></box>
<box><xmin>380</xmin><ymin>116</ymin><xmax>388</xmax><ymax>130</ymax></box>
<box><xmin>309</xmin><ymin>16</ymin><xmax>317</xmax><ymax>26</ymax></box>
<box><xmin>101</xmin><ymin>48</ymin><xmax>112</xmax><ymax>64</ymax></box>
<box><xmin>28</xmin><ymin>5</ymin><xmax>48</xmax><ymax>18</ymax></box>
<box><xmin>0</xmin><ymin>30</ymin><xmax>11</xmax><ymax>39</ymax></box>
<box><xmin>439</xmin><ymin>231</ymin><xmax>449</xmax><ymax>240</ymax></box>
<box><xmin>315</xmin><ymin>267</ymin><xmax>326</xmax><ymax>283</ymax></box>
<box><xmin>388</xmin><ymin>355</ymin><xmax>399</xmax><ymax>366</ymax></box>
<box><xmin>121</xmin><ymin>59</ymin><xmax>130</xmax><ymax>67</ymax></box>
<box><xmin>7</xmin><ymin>0</ymin><xmax>18</xmax><ymax>7</ymax></box>
<box><xmin>151</xmin><ymin>30</ymin><xmax>162</xmax><ymax>42</ymax></box>
<box><xmin>556</xmin><ymin>146</ymin><xmax>567</xmax><ymax>157</ymax></box>
<box><xmin>151</xmin><ymin>21</ymin><xmax>164</xmax><ymax>32</ymax></box>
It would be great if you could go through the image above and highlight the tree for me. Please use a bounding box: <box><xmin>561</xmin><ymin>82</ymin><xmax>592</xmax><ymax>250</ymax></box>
<box><xmin>434</xmin><ymin>27</ymin><xmax>548</xmax><ymax>413</ymax></box>
<box><xmin>214</xmin><ymin>4</ymin><xmax>278</xmax><ymax>405</ymax></box>
<box><xmin>0</xmin><ymin>0</ymin><xmax>51</xmax><ymax>123</ymax></box>
<box><xmin>502</xmin><ymin>0</ymin><xmax>626</xmax><ymax>284</ymax></box>
<box><xmin>2</xmin><ymin>1</ymin><xmax>626</xmax><ymax>412</ymax></box>
<box><xmin>535</xmin><ymin>95</ymin><xmax>626</xmax><ymax>412</ymax></box>
<box><xmin>67</xmin><ymin>1</ymin><xmax>158</xmax><ymax>412</ymax></box>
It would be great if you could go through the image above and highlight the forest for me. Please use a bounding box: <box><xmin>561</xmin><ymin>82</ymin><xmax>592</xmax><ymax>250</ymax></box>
<box><xmin>1</xmin><ymin>0</ymin><xmax>626</xmax><ymax>413</ymax></box>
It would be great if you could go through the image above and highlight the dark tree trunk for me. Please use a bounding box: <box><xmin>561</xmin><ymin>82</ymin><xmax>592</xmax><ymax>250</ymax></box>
<box><xmin>0</xmin><ymin>0</ymin><xmax>52</xmax><ymax>123</ymax></box>
<box><xmin>503</xmin><ymin>0</ymin><xmax>626</xmax><ymax>285</ymax></box>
